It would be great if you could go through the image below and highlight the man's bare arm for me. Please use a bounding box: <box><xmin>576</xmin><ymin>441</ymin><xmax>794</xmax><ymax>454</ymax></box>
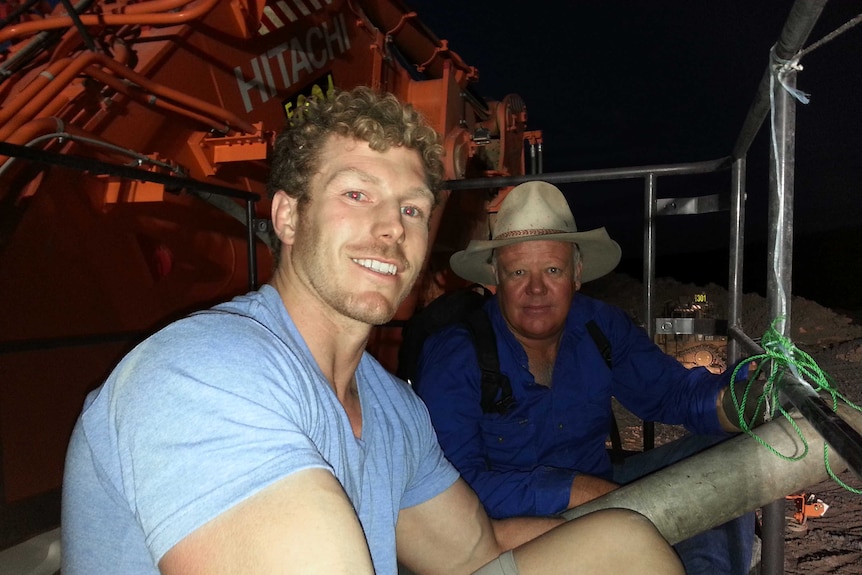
<box><xmin>717</xmin><ymin>361</ymin><xmax>764</xmax><ymax>432</ymax></box>
<box><xmin>489</xmin><ymin>516</ymin><xmax>563</xmax><ymax>551</ymax></box>
<box><xmin>159</xmin><ymin>468</ymin><xmax>373</xmax><ymax>575</ymax></box>
<box><xmin>716</xmin><ymin>385</ymin><xmax>742</xmax><ymax>432</ymax></box>
<box><xmin>396</xmin><ymin>478</ymin><xmax>501</xmax><ymax>574</ymax></box>
<box><xmin>397</xmin><ymin>478</ymin><xmax>682</xmax><ymax>575</ymax></box>
<box><xmin>567</xmin><ymin>473</ymin><xmax>619</xmax><ymax>508</ymax></box>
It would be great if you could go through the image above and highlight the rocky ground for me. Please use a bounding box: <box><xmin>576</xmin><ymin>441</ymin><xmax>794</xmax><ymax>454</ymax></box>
<box><xmin>582</xmin><ymin>272</ymin><xmax>862</xmax><ymax>574</ymax></box>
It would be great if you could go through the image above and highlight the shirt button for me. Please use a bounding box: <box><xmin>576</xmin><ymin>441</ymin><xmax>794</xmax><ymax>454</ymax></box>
<box><xmin>558</xmin><ymin>424</ymin><xmax>564</xmax><ymax>429</ymax></box>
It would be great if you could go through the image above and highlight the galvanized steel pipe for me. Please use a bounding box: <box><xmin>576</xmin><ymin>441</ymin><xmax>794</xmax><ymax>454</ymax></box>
<box><xmin>562</xmin><ymin>404</ymin><xmax>862</xmax><ymax>546</ymax></box>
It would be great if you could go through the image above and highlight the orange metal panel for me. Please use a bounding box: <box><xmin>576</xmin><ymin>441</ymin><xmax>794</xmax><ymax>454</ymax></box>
<box><xmin>0</xmin><ymin>1</ymin><xmax>515</xmax><ymax>543</ymax></box>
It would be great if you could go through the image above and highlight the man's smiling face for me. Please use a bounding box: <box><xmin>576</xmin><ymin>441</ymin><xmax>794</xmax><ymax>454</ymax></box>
<box><xmin>286</xmin><ymin>135</ymin><xmax>433</xmax><ymax>326</ymax></box>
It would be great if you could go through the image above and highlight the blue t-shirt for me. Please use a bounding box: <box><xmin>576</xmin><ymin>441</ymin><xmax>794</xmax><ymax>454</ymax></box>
<box><xmin>414</xmin><ymin>293</ymin><xmax>730</xmax><ymax>519</ymax></box>
<box><xmin>62</xmin><ymin>285</ymin><xmax>458</xmax><ymax>574</ymax></box>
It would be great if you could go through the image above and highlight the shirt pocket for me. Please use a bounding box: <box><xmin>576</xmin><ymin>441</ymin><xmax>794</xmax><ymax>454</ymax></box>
<box><xmin>479</xmin><ymin>418</ymin><xmax>538</xmax><ymax>469</ymax></box>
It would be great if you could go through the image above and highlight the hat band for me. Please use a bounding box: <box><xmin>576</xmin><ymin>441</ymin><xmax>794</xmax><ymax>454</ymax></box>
<box><xmin>495</xmin><ymin>228</ymin><xmax>568</xmax><ymax>240</ymax></box>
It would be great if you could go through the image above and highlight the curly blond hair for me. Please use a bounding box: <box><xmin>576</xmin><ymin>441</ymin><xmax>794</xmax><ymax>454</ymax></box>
<box><xmin>267</xmin><ymin>86</ymin><xmax>444</xmax><ymax>203</ymax></box>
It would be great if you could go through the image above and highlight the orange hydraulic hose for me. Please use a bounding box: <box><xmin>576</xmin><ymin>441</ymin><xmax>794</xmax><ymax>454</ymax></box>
<box><xmin>415</xmin><ymin>39</ymin><xmax>478</xmax><ymax>82</ymax></box>
<box><xmin>122</xmin><ymin>0</ymin><xmax>201</xmax><ymax>15</ymax></box>
<box><xmin>0</xmin><ymin>54</ymin><xmax>93</xmax><ymax>131</ymax></box>
<box><xmin>92</xmin><ymin>54</ymin><xmax>258</xmax><ymax>134</ymax></box>
<box><xmin>0</xmin><ymin>0</ymin><xmax>219</xmax><ymax>45</ymax></box>
<box><xmin>86</xmin><ymin>66</ymin><xmax>235</xmax><ymax>134</ymax></box>
<box><xmin>0</xmin><ymin>116</ymin><xmax>64</xmax><ymax>167</ymax></box>
<box><xmin>4</xmin><ymin>116</ymin><xmax>69</xmax><ymax>146</ymax></box>
<box><xmin>0</xmin><ymin>116</ymin><xmax>107</xmax><ymax>167</ymax></box>
<box><xmin>0</xmin><ymin>51</ymin><xmax>257</xmax><ymax>141</ymax></box>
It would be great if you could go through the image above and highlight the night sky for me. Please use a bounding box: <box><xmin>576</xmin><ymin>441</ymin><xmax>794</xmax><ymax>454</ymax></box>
<box><xmin>405</xmin><ymin>1</ymin><xmax>862</xmax><ymax>314</ymax></box>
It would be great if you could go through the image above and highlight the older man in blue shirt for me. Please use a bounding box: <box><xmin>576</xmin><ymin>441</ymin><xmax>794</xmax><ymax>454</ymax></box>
<box><xmin>414</xmin><ymin>180</ymin><xmax>757</xmax><ymax>575</ymax></box>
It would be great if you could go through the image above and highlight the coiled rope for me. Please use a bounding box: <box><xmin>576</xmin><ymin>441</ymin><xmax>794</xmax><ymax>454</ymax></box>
<box><xmin>730</xmin><ymin>318</ymin><xmax>862</xmax><ymax>494</ymax></box>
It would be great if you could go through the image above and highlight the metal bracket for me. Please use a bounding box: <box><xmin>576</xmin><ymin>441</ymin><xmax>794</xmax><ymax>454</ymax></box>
<box><xmin>654</xmin><ymin>317</ymin><xmax>728</xmax><ymax>335</ymax></box>
<box><xmin>656</xmin><ymin>193</ymin><xmax>729</xmax><ymax>216</ymax></box>
<box><xmin>253</xmin><ymin>218</ymin><xmax>272</xmax><ymax>234</ymax></box>
<box><xmin>785</xmin><ymin>493</ymin><xmax>829</xmax><ymax>525</ymax></box>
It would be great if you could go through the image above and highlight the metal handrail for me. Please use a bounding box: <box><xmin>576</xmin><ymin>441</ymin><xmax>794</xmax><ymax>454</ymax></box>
<box><xmin>440</xmin><ymin>157</ymin><xmax>730</xmax><ymax>191</ymax></box>
<box><xmin>732</xmin><ymin>0</ymin><xmax>829</xmax><ymax>160</ymax></box>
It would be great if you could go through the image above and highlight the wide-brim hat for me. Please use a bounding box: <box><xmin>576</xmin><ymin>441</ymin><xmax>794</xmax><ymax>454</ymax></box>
<box><xmin>449</xmin><ymin>181</ymin><xmax>621</xmax><ymax>285</ymax></box>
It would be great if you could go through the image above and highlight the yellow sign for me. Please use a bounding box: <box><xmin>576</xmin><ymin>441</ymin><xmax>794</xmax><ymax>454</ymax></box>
<box><xmin>284</xmin><ymin>74</ymin><xmax>335</xmax><ymax>120</ymax></box>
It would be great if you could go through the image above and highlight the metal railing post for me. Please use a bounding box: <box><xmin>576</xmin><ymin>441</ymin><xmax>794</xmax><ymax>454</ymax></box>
<box><xmin>246</xmin><ymin>199</ymin><xmax>258</xmax><ymax>291</ymax></box>
<box><xmin>643</xmin><ymin>173</ymin><xmax>657</xmax><ymax>450</ymax></box>
<box><xmin>761</xmin><ymin>44</ymin><xmax>799</xmax><ymax>575</ymax></box>
<box><xmin>728</xmin><ymin>158</ymin><xmax>746</xmax><ymax>363</ymax></box>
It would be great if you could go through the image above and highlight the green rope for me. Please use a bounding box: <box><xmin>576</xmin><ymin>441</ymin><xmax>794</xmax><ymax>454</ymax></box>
<box><xmin>729</xmin><ymin>317</ymin><xmax>862</xmax><ymax>494</ymax></box>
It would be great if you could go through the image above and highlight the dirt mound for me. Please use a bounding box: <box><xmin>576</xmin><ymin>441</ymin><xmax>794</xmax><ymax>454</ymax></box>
<box><xmin>582</xmin><ymin>272</ymin><xmax>862</xmax><ymax>346</ymax></box>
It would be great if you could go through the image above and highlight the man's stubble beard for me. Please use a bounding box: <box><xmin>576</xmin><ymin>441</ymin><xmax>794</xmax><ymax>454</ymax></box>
<box><xmin>292</xmin><ymin>211</ymin><xmax>418</xmax><ymax>326</ymax></box>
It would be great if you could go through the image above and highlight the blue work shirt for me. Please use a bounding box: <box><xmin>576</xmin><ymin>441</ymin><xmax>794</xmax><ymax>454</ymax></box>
<box><xmin>414</xmin><ymin>293</ymin><xmax>732</xmax><ymax>519</ymax></box>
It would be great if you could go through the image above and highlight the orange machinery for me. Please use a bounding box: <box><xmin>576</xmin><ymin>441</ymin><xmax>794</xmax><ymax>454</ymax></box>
<box><xmin>0</xmin><ymin>0</ymin><xmax>531</xmax><ymax>546</ymax></box>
